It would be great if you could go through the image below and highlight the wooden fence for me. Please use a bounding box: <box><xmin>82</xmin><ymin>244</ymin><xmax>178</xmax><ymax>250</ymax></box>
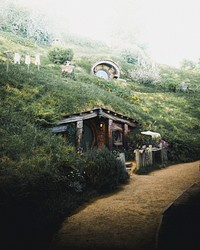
<box><xmin>134</xmin><ymin>143</ymin><xmax>168</xmax><ymax>170</ymax></box>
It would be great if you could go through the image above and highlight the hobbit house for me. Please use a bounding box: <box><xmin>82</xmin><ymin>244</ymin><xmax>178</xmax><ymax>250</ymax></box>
<box><xmin>52</xmin><ymin>107</ymin><xmax>139</xmax><ymax>151</ymax></box>
<box><xmin>92</xmin><ymin>60</ymin><xmax>120</xmax><ymax>80</ymax></box>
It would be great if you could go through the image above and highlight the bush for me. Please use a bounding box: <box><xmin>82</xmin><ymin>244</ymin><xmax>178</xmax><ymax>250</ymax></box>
<box><xmin>121</xmin><ymin>49</ymin><xmax>138</xmax><ymax>65</ymax></box>
<box><xmin>0</xmin><ymin>3</ymin><xmax>53</xmax><ymax>44</ymax></box>
<box><xmin>167</xmin><ymin>138</ymin><xmax>200</xmax><ymax>163</ymax></box>
<box><xmin>129</xmin><ymin>66</ymin><xmax>160</xmax><ymax>85</ymax></box>
<box><xmin>48</xmin><ymin>47</ymin><xmax>74</xmax><ymax>64</ymax></box>
<box><xmin>83</xmin><ymin>147</ymin><xmax>129</xmax><ymax>193</ymax></box>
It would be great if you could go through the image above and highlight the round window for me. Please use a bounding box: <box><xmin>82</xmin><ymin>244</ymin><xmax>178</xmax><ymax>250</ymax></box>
<box><xmin>95</xmin><ymin>69</ymin><xmax>109</xmax><ymax>80</ymax></box>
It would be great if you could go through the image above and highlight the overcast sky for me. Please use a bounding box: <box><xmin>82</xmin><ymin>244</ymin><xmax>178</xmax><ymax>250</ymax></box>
<box><xmin>3</xmin><ymin>0</ymin><xmax>200</xmax><ymax>67</ymax></box>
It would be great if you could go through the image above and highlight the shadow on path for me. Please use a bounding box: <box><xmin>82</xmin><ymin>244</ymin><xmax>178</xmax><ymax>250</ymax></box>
<box><xmin>157</xmin><ymin>182</ymin><xmax>200</xmax><ymax>250</ymax></box>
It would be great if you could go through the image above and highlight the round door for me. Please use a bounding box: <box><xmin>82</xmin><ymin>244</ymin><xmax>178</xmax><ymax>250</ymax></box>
<box><xmin>95</xmin><ymin>69</ymin><xmax>109</xmax><ymax>80</ymax></box>
<box><xmin>81</xmin><ymin>124</ymin><xmax>95</xmax><ymax>150</ymax></box>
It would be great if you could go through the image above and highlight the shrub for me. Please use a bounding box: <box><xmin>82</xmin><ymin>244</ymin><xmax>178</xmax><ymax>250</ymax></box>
<box><xmin>83</xmin><ymin>146</ymin><xmax>129</xmax><ymax>193</ymax></box>
<box><xmin>167</xmin><ymin>138</ymin><xmax>200</xmax><ymax>163</ymax></box>
<box><xmin>121</xmin><ymin>49</ymin><xmax>138</xmax><ymax>65</ymax></box>
<box><xmin>48</xmin><ymin>47</ymin><xmax>74</xmax><ymax>64</ymax></box>
<box><xmin>129</xmin><ymin>66</ymin><xmax>160</xmax><ymax>85</ymax></box>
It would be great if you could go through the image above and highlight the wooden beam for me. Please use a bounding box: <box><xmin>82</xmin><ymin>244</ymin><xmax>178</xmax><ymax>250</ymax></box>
<box><xmin>76</xmin><ymin>120</ymin><xmax>83</xmax><ymax>149</ymax></box>
<box><xmin>58</xmin><ymin>112</ymin><xmax>98</xmax><ymax>125</ymax></box>
<box><xmin>123</xmin><ymin>124</ymin><xmax>129</xmax><ymax>147</ymax></box>
<box><xmin>108</xmin><ymin>119</ymin><xmax>113</xmax><ymax>150</ymax></box>
<box><xmin>52</xmin><ymin>125</ymin><xmax>67</xmax><ymax>133</ymax></box>
<box><xmin>102</xmin><ymin>111</ymin><xmax>137</xmax><ymax>127</ymax></box>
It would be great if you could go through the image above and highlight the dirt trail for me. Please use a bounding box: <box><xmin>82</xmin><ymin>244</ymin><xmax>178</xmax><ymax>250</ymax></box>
<box><xmin>51</xmin><ymin>161</ymin><xmax>200</xmax><ymax>250</ymax></box>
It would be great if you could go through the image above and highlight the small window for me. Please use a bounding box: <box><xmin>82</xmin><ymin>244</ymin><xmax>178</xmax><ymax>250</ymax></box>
<box><xmin>113</xmin><ymin>130</ymin><xmax>123</xmax><ymax>146</ymax></box>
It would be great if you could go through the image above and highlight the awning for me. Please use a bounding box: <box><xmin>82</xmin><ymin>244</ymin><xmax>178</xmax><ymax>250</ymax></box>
<box><xmin>141</xmin><ymin>130</ymin><xmax>161</xmax><ymax>138</ymax></box>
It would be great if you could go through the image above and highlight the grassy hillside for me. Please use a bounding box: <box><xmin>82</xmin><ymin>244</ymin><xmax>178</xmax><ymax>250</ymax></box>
<box><xmin>0</xmin><ymin>30</ymin><xmax>199</xmax><ymax>250</ymax></box>
<box><xmin>1</xmin><ymin>31</ymin><xmax>200</xmax><ymax>161</ymax></box>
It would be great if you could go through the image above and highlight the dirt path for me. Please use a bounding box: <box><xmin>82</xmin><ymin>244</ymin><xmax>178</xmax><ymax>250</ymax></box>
<box><xmin>51</xmin><ymin>161</ymin><xmax>200</xmax><ymax>250</ymax></box>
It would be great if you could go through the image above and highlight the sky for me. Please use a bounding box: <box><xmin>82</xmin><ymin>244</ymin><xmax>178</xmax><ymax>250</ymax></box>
<box><xmin>3</xmin><ymin>0</ymin><xmax>200</xmax><ymax>67</ymax></box>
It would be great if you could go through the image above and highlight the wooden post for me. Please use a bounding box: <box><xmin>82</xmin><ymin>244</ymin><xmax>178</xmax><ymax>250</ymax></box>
<box><xmin>63</xmin><ymin>133</ymin><xmax>67</xmax><ymax>143</ymax></box>
<box><xmin>108</xmin><ymin>119</ymin><xmax>113</xmax><ymax>150</ymax></box>
<box><xmin>134</xmin><ymin>149</ymin><xmax>141</xmax><ymax>169</ymax></box>
<box><xmin>160</xmin><ymin>143</ymin><xmax>164</xmax><ymax>164</ymax></box>
<box><xmin>35</xmin><ymin>54</ymin><xmax>41</xmax><ymax>71</ymax></box>
<box><xmin>149</xmin><ymin>145</ymin><xmax>153</xmax><ymax>165</ymax></box>
<box><xmin>142</xmin><ymin>149</ymin><xmax>146</xmax><ymax>167</ymax></box>
<box><xmin>97</xmin><ymin>122</ymin><xmax>105</xmax><ymax>149</ymax></box>
<box><xmin>123</xmin><ymin>124</ymin><xmax>128</xmax><ymax>148</ymax></box>
<box><xmin>4</xmin><ymin>51</ymin><xmax>12</xmax><ymax>73</ymax></box>
<box><xmin>6</xmin><ymin>54</ymin><xmax>9</xmax><ymax>72</ymax></box>
<box><xmin>76</xmin><ymin>120</ymin><xmax>83</xmax><ymax>149</ymax></box>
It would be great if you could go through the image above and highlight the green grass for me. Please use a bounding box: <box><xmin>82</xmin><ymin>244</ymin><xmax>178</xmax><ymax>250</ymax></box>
<box><xmin>0</xmin><ymin>30</ymin><xmax>199</xmax><ymax>249</ymax></box>
<box><xmin>0</xmin><ymin>32</ymin><xmax>199</xmax><ymax>194</ymax></box>
<box><xmin>0</xmin><ymin>31</ymin><xmax>199</xmax><ymax>161</ymax></box>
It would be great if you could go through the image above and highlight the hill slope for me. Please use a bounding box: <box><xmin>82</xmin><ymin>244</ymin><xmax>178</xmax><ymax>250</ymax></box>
<box><xmin>0</xmin><ymin>30</ymin><xmax>200</xmax><ymax>250</ymax></box>
<box><xmin>0</xmin><ymin>31</ymin><xmax>199</xmax><ymax>163</ymax></box>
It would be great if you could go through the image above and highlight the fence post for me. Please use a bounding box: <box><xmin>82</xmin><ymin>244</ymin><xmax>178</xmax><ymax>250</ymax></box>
<box><xmin>134</xmin><ymin>149</ymin><xmax>141</xmax><ymax>169</ymax></box>
<box><xmin>76</xmin><ymin>120</ymin><xmax>83</xmax><ymax>150</ymax></box>
<box><xmin>149</xmin><ymin>145</ymin><xmax>153</xmax><ymax>165</ymax></box>
<box><xmin>4</xmin><ymin>51</ymin><xmax>12</xmax><ymax>72</ymax></box>
<box><xmin>160</xmin><ymin>143</ymin><xmax>164</xmax><ymax>164</ymax></box>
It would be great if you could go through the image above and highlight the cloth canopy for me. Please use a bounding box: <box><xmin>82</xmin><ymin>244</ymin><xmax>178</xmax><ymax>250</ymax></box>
<box><xmin>141</xmin><ymin>130</ymin><xmax>161</xmax><ymax>138</ymax></box>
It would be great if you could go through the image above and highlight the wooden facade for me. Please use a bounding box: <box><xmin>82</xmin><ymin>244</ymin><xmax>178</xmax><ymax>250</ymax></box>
<box><xmin>52</xmin><ymin>107</ymin><xmax>139</xmax><ymax>151</ymax></box>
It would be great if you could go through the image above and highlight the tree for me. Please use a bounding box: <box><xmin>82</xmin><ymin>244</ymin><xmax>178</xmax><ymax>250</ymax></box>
<box><xmin>180</xmin><ymin>59</ymin><xmax>196</xmax><ymax>70</ymax></box>
<box><xmin>0</xmin><ymin>2</ymin><xmax>53</xmax><ymax>44</ymax></box>
<box><xmin>129</xmin><ymin>66</ymin><xmax>160</xmax><ymax>85</ymax></box>
<box><xmin>48</xmin><ymin>47</ymin><xmax>74</xmax><ymax>64</ymax></box>
<box><xmin>121</xmin><ymin>49</ymin><xmax>139</xmax><ymax>65</ymax></box>
<box><xmin>121</xmin><ymin>46</ymin><xmax>151</xmax><ymax>66</ymax></box>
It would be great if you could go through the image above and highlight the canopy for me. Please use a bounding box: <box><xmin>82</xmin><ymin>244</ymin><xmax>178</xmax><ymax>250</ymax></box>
<box><xmin>141</xmin><ymin>130</ymin><xmax>161</xmax><ymax>138</ymax></box>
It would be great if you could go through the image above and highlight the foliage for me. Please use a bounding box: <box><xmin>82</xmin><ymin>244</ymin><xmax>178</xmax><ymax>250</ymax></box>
<box><xmin>0</xmin><ymin>57</ymin><xmax>199</xmax><ymax>165</ymax></box>
<box><xmin>75</xmin><ymin>57</ymin><xmax>93</xmax><ymax>73</ymax></box>
<box><xmin>129</xmin><ymin>65</ymin><xmax>160</xmax><ymax>85</ymax></box>
<box><xmin>0</xmin><ymin>3</ymin><xmax>53</xmax><ymax>44</ymax></box>
<box><xmin>158</xmin><ymin>64</ymin><xmax>200</xmax><ymax>92</ymax></box>
<box><xmin>83</xmin><ymin>147</ymin><xmax>129</xmax><ymax>193</ymax></box>
<box><xmin>180</xmin><ymin>59</ymin><xmax>196</xmax><ymax>70</ymax></box>
<box><xmin>48</xmin><ymin>46</ymin><xmax>74</xmax><ymax>64</ymax></box>
<box><xmin>0</xmin><ymin>29</ymin><xmax>200</xmax><ymax>247</ymax></box>
<box><xmin>121</xmin><ymin>49</ymin><xmax>139</xmax><ymax>65</ymax></box>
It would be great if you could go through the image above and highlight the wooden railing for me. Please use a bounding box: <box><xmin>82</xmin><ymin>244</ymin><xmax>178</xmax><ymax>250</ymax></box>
<box><xmin>134</xmin><ymin>144</ymin><xmax>168</xmax><ymax>170</ymax></box>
